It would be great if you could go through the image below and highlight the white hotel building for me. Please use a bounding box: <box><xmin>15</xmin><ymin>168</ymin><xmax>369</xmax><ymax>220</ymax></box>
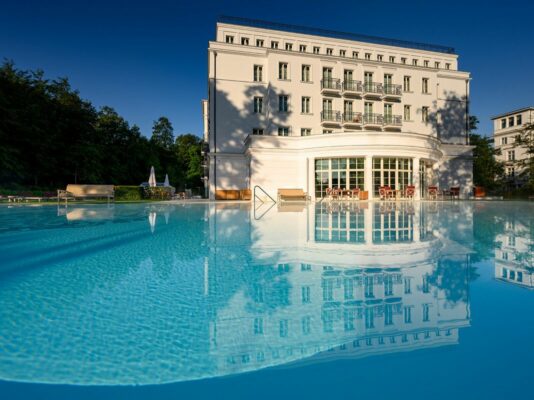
<box><xmin>203</xmin><ymin>17</ymin><xmax>473</xmax><ymax>200</ymax></box>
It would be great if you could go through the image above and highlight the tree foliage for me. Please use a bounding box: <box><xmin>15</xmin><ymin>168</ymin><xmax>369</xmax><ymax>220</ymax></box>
<box><xmin>513</xmin><ymin>123</ymin><xmax>534</xmax><ymax>191</ymax></box>
<box><xmin>468</xmin><ymin>115</ymin><xmax>504</xmax><ymax>191</ymax></box>
<box><xmin>0</xmin><ymin>61</ymin><xmax>203</xmax><ymax>192</ymax></box>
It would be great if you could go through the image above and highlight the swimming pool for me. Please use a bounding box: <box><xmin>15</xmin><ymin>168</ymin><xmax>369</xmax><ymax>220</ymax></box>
<box><xmin>0</xmin><ymin>201</ymin><xmax>532</xmax><ymax>399</ymax></box>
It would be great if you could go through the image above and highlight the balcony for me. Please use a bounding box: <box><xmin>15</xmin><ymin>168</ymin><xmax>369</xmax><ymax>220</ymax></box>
<box><xmin>321</xmin><ymin>110</ymin><xmax>342</xmax><ymax>126</ymax></box>
<box><xmin>342</xmin><ymin>111</ymin><xmax>363</xmax><ymax>127</ymax></box>
<box><xmin>363</xmin><ymin>82</ymin><xmax>383</xmax><ymax>98</ymax></box>
<box><xmin>383</xmin><ymin>115</ymin><xmax>403</xmax><ymax>129</ymax></box>
<box><xmin>363</xmin><ymin>113</ymin><xmax>383</xmax><ymax>128</ymax></box>
<box><xmin>321</xmin><ymin>78</ymin><xmax>341</xmax><ymax>94</ymax></box>
<box><xmin>382</xmin><ymin>84</ymin><xmax>403</xmax><ymax>100</ymax></box>
<box><xmin>342</xmin><ymin>80</ymin><xmax>363</xmax><ymax>96</ymax></box>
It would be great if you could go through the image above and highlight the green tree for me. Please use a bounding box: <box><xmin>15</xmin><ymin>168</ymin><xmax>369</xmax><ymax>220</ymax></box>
<box><xmin>469</xmin><ymin>134</ymin><xmax>504</xmax><ymax>190</ymax></box>
<box><xmin>151</xmin><ymin>117</ymin><xmax>174</xmax><ymax>149</ymax></box>
<box><xmin>513</xmin><ymin>122</ymin><xmax>534</xmax><ymax>192</ymax></box>
<box><xmin>174</xmin><ymin>134</ymin><xmax>203</xmax><ymax>191</ymax></box>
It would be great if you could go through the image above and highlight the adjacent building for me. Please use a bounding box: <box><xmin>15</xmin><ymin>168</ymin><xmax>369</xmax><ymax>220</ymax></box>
<box><xmin>203</xmin><ymin>16</ymin><xmax>474</xmax><ymax>200</ymax></box>
<box><xmin>491</xmin><ymin>107</ymin><xmax>533</xmax><ymax>187</ymax></box>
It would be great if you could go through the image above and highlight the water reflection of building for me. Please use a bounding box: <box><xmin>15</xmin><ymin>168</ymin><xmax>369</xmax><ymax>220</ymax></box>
<box><xmin>495</xmin><ymin>217</ymin><xmax>533</xmax><ymax>289</ymax></box>
<box><xmin>207</xmin><ymin>202</ymin><xmax>472</xmax><ymax>376</ymax></box>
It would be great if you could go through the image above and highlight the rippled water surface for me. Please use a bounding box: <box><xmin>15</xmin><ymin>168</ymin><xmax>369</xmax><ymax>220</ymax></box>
<box><xmin>0</xmin><ymin>201</ymin><xmax>533</xmax><ymax>399</ymax></box>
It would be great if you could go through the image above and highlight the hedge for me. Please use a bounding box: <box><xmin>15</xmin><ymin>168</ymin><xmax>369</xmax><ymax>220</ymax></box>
<box><xmin>114</xmin><ymin>186</ymin><xmax>143</xmax><ymax>201</ymax></box>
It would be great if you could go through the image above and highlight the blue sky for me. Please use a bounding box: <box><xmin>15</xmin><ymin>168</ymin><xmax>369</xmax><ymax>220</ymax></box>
<box><xmin>1</xmin><ymin>0</ymin><xmax>533</xmax><ymax>137</ymax></box>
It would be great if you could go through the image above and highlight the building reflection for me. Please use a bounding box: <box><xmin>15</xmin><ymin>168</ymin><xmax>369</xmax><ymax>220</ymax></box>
<box><xmin>206</xmin><ymin>201</ymin><xmax>473</xmax><ymax>376</ymax></box>
<box><xmin>494</xmin><ymin>216</ymin><xmax>533</xmax><ymax>289</ymax></box>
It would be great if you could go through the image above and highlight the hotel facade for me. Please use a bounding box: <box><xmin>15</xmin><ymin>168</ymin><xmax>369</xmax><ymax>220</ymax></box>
<box><xmin>203</xmin><ymin>17</ymin><xmax>473</xmax><ymax>200</ymax></box>
<box><xmin>492</xmin><ymin>107</ymin><xmax>533</xmax><ymax>187</ymax></box>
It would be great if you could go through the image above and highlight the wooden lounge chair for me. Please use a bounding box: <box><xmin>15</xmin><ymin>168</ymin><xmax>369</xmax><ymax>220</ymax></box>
<box><xmin>58</xmin><ymin>184</ymin><xmax>114</xmax><ymax>203</ymax></box>
<box><xmin>277</xmin><ymin>188</ymin><xmax>310</xmax><ymax>202</ymax></box>
<box><xmin>351</xmin><ymin>188</ymin><xmax>360</xmax><ymax>200</ymax></box>
<box><xmin>449</xmin><ymin>186</ymin><xmax>460</xmax><ymax>199</ymax></box>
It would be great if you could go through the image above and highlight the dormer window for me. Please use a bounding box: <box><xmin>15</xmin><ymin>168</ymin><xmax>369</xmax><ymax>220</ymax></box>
<box><xmin>401</xmin><ymin>57</ymin><xmax>407</xmax><ymax>64</ymax></box>
<box><xmin>340</xmin><ymin>50</ymin><xmax>346</xmax><ymax>57</ymax></box>
<box><xmin>389</xmin><ymin>56</ymin><xmax>395</xmax><ymax>63</ymax></box>
<box><xmin>365</xmin><ymin>53</ymin><xmax>371</xmax><ymax>60</ymax></box>
<box><xmin>241</xmin><ymin>37</ymin><xmax>249</xmax><ymax>45</ymax></box>
<box><xmin>412</xmin><ymin>59</ymin><xmax>418</xmax><ymax>66</ymax></box>
<box><xmin>326</xmin><ymin>48</ymin><xmax>333</xmax><ymax>55</ymax></box>
<box><xmin>271</xmin><ymin>41</ymin><xmax>279</xmax><ymax>49</ymax></box>
<box><xmin>299</xmin><ymin>44</ymin><xmax>306</xmax><ymax>52</ymax></box>
<box><xmin>424</xmin><ymin>60</ymin><xmax>429</xmax><ymax>67</ymax></box>
<box><xmin>352</xmin><ymin>51</ymin><xmax>359</xmax><ymax>58</ymax></box>
<box><xmin>313</xmin><ymin>46</ymin><xmax>320</xmax><ymax>54</ymax></box>
<box><xmin>225</xmin><ymin>35</ymin><xmax>234</xmax><ymax>44</ymax></box>
<box><xmin>434</xmin><ymin>61</ymin><xmax>440</xmax><ymax>69</ymax></box>
<box><xmin>285</xmin><ymin>43</ymin><xmax>293</xmax><ymax>51</ymax></box>
<box><xmin>377</xmin><ymin>54</ymin><xmax>383</xmax><ymax>61</ymax></box>
<box><xmin>256</xmin><ymin>39</ymin><xmax>264</xmax><ymax>47</ymax></box>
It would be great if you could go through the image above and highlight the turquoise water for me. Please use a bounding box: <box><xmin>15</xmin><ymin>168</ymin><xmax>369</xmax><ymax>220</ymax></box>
<box><xmin>0</xmin><ymin>201</ymin><xmax>532</xmax><ymax>399</ymax></box>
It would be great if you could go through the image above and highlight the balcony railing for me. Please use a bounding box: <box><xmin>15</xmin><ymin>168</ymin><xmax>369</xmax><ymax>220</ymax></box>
<box><xmin>383</xmin><ymin>84</ymin><xmax>403</xmax><ymax>97</ymax></box>
<box><xmin>343</xmin><ymin>80</ymin><xmax>363</xmax><ymax>93</ymax></box>
<box><xmin>363</xmin><ymin>113</ymin><xmax>384</xmax><ymax>125</ymax></box>
<box><xmin>321</xmin><ymin>78</ymin><xmax>341</xmax><ymax>91</ymax></box>
<box><xmin>363</xmin><ymin>82</ymin><xmax>383</xmax><ymax>95</ymax></box>
<box><xmin>383</xmin><ymin>115</ymin><xmax>403</xmax><ymax>126</ymax></box>
<box><xmin>343</xmin><ymin>111</ymin><xmax>363</xmax><ymax>124</ymax></box>
<box><xmin>321</xmin><ymin>110</ymin><xmax>342</xmax><ymax>123</ymax></box>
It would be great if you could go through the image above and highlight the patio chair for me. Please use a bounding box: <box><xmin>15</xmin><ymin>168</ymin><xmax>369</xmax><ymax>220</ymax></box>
<box><xmin>404</xmin><ymin>185</ymin><xmax>415</xmax><ymax>199</ymax></box>
<box><xmin>449</xmin><ymin>186</ymin><xmax>460</xmax><ymax>199</ymax></box>
<box><xmin>427</xmin><ymin>186</ymin><xmax>439</xmax><ymax>200</ymax></box>
<box><xmin>351</xmin><ymin>187</ymin><xmax>360</xmax><ymax>200</ymax></box>
<box><xmin>378</xmin><ymin>186</ymin><xmax>393</xmax><ymax>200</ymax></box>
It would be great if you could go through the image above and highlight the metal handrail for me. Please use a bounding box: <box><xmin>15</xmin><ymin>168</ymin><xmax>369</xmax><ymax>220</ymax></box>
<box><xmin>254</xmin><ymin>185</ymin><xmax>276</xmax><ymax>204</ymax></box>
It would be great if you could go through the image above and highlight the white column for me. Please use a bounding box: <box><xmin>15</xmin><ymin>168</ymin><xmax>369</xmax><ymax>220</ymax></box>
<box><xmin>364</xmin><ymin>156</ymin><xmax>373</xmax><ymax>200</ymax></box>
<box><xmin>413</xmin><ymin>157</ymin><xmax>420</xmax><ymax>200</ymax></box>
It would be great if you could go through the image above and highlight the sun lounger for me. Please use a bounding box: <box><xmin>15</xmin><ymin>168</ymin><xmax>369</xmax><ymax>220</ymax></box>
<box><xmin>58</xmin><ymin>184</ymin><xmax>114</xmax><ymax>203</ymax></box>
<box><xmin>277</xmin><ymin>188</ymin><xmax>310</xmax><ymax>202</ymax></box>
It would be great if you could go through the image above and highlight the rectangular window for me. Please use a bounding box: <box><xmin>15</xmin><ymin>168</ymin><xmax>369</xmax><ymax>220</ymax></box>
<box><xmin>508</xmin><ymin>150</ymin><xmax>515</xmax><ymax>161</ymax></box>
<box><xmin>271</xmin><ymin>41</ymin><xmax>278</xmax><ymax>49</ymax></box>
<box><xmin>435</xmin><ymin>61</ymin><xmax>440</xmax><ymax>69</ymax></box>
<box><xmin>422</xmin><ymin>78</ymin><xmax>429</xmax><ymax>93</ymax></box>
<box><xmin>299</xmin><ymin>44</ymin><xmax>306</xmax><ymax>52</ymax></box>
<box><xmin>314</xmin><ymin>157</ymin><xmax>365</xmax><ymax>198</ymax></box>
<box><xmin>302</xmin><ymin>316</ymin><xmax>311</xmax><ymax>335</ymax></box>
<box><xmin>301</xmin><ymin>286</ymin><xmax>311</xmax><ymax>303</ymax></box>
<box><xmin>509</xmin><ymin>116</ymin><xmax>514</xmax><ymax>127</ymax></box>
<box><xmin>256</xmin><ymin>39</ymin><xmax>264</xmax><ymax>47</ymax></box>
<box><xmin>389</xmin><ymin>56</ymin><xmax>395</xmax><ymax>63</ymax></box>
<box><xmin>377</xmin><ymin>54</ymin><xmax>383</xmax><ymax>61</ymax></box>
<box><xmin>364</xmin><ymin>101</ymin><xmax>373</xmax><ymax>115</ymax></box>
<box><xmin>365</xmin><ymin>53</ymin><xmax>371</xmax><ymax>60</ymax></box>
<box><xmin>301</xmin><ymin>65</ymin><xmax>311</xmax><ymax>82</ymax></box>
<box><xmin>326</xmin><ymin>48</ymin><xmax>333</xmax><ymax>55</ymax></box>
<box><xmin>403</xmin><ymin>76</ymin><xmax>411</xmax><ymax>92</ymax></box>
<box><xmin>401</xmin><ymin>57</ymin><xmax>407</xmax><ymax>64</ymax></box>
<box><xmin>252</xmin><ymin>128</ymin><xmax>264</xmax><ymax>135</ymax></box>
<box><xmin>412</xmin><ymin>59</ymin><xmax>418</xmax><ymax>66</ymax></box>
<box><xmin>301</xmin><ymin>128</ymin><xmax>312</xmax><ymax>136</ymax></box>
<box><xmin>253</xmin><ymin>97</ymin><xmax>263</xmax><ymax>113</ymax></box>
<box><xmin>253</xmin><ymin>65</ymin><xmax>263</xmax><ymax>82</ymax></box>
<box><xmin>279</xmin><ymin>320</ymin><xmax>288</xmax><ymax>337</ymax></box>
<box><xmin>254</xmin><ymin>317</ymin><xmax>263</xmax><ymax>334</ymax></box>
<box><xmin>445</xmin><ymin>63</ymin><xmax>450</xmax><ymax>70</ymax></box>
<box><xmin>502</xmin><ymin>137</ymin><xmax>508</xmax><ymax>145</ymax></box>
<box><xmin>285</xmin><ymin>42</ymin><xmax>293</xmax><ymax>51</ymax></box>
<box><xmin>322</xmin><ymin>129</ymin><xmax>333</xmax><ymax>134</ymax></box>
<box><xmin>340</xmin><ymin>50</ymin><xmax>346</xmax><ymax>57</ymax></box>
<box><xmin>301</xmin><ymin>97</ymin><xmax>311</xmax><ymax>113</ymax></box>
<box><xmin>278</xmin><ymin>127</ymin><xmax>290</xmax><ymax>136</ymax></box>
<box><xmin>404</xmin><ymin>306</ymin><xmax>412</xmax><ymax>323</ymax></box>
<box><xmin>422</xmin><ymin>106</ymin><xmax>429</xmax><ymax>122</ymax></box>
<box><xmin>278</xmin><ymin>62</ymin><xmax>288</xmax><ymax>80</ymax></box>
<box><xmin>241</xmin><ymin>37</ymin><xmax>249</xmax><ymax>45</ymax></box>
<box><xmin>501</xmin><ymin>119</ymin><xmax>506</xmax><ymax>129</ymax></box>
<box><xmin>313</xmin><ymin>46</ymin><xmax>320</xmax><ymax>54</ymax></box>
<box><xmin>404</xmin><ymin>105</ymin><xmax>411</xmax><ymax>121</ymax></box>
<box><xmin>279</xmin><ymin>95</ymin><xmax>289</xmax><ymax>112</ymax></box>
<box><xmin>404</xmin><ymin>277</ymin><xmax>412</xmax><ymax>294</ymax></box>
<box><xmin>424</xmin><ymin>60</ymin><xmax>429</xmax><ymax>67</ymax></box>
<box><xmin>517</xmin><ymin>115</ymin><xmax>522</xmax><ymax>125</ymax></box>
<box><xmin>352</xmin><ymin>51</ymin><xmax>359</xmax><ymax>58</ymax></box>
<box><xmin>384</xmin><ymin>103</ymin><xmax>393</xmax><ymax>121</ymax></box>
<box><xmin>423</xmin><ymin>304</ymin><xmax>430</xmax><ymax>322</ymax></box>
<box><xmin>225</xmin><ymin>35</ymin><xmax>234</xmax><ymax>44</ymax></box>
<box><xmin>371</xmin><ymin>157</ymin><xmax>413</xmax><ymax>198</ymax></box>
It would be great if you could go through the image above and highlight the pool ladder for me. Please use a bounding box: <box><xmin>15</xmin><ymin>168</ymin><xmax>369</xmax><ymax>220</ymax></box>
<box><xmin>253</xmin><ymin>185</ymin><xmax>276</xmax><ymax>220</ymax></box>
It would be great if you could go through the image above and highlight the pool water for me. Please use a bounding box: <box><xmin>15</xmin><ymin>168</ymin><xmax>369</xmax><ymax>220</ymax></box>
<box><xmin>0</xmin><ymin>201</ymin><xmax>532</xmax><ymax>399</ymax></box>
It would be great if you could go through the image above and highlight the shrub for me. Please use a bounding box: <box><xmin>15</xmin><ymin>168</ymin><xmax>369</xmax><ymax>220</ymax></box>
<box><xmin>142</xmin><ymin>186</ymin><xmax>174</xmax><ymax>200</ymax></box>
<box><xmin>115</xmin><ymin>186</ymin><xmax>143</xmax><ymax>201</ymax></box>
